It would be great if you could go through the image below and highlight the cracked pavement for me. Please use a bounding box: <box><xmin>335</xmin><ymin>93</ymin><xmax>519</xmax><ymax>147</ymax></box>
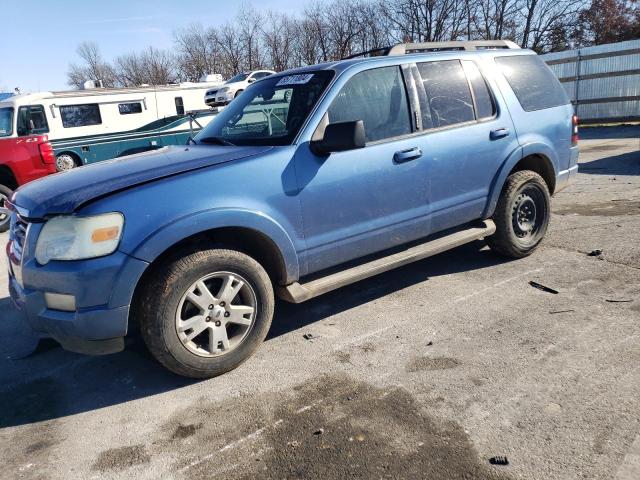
<box><xmin>0</xmin><ymin>126</ymin><xmax>638</xmax><ymax>479</ymax></box>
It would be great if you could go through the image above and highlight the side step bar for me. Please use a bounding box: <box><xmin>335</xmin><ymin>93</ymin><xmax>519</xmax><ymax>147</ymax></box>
<box><xmin>277</xmin><ymin>220</ymin><xmax>496</xmax><ymax>303</ymax></box>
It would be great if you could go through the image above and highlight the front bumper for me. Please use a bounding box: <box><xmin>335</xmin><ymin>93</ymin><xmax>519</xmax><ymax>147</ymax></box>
<box><xmin>205</xmin><ymin>90</ymin><xmax>234</xmax><ymax>107</ymax></box>
<box><xmin>7</xmin><ymin>229</ymin><xmax>148</xmax><ymax>355</ymax></box>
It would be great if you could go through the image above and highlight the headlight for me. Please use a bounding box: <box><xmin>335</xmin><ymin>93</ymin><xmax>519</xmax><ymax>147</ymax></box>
<box><xmin>35</xmin><ymin>212</ymin><xmax>124</xmax><ymax>265</ymax></box>
<box><xmin>218</xmin><ymin>87</ymin><xmax>229</xmax><ymax>93</ymax></box>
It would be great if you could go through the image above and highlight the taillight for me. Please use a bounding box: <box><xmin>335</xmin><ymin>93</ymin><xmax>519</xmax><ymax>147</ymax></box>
<box><xmin>571</xmin><ymin>115</ymin><xmax>579</xmax><ymax>146</ymax></box>
<box><xmin>39</xmin><ymin>138</ymin><xmax>56</xmax><ymax>164</ymax></box>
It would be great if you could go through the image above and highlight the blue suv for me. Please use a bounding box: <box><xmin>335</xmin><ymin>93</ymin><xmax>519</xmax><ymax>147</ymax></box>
<box><xmin>6</xmin><ymin>41</ymin><xmax>579</xmax><ymax>377</ymax></box>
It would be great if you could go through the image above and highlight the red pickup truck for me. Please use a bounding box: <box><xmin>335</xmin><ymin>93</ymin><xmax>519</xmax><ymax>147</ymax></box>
<box><xmin>0</xmin><ymin>134</ymin><xmax>56</xmax><ymax>231</ymax></box>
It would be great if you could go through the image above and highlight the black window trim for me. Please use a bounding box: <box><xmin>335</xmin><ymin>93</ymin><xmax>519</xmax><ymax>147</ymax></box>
<box><xmin>319</xmin><ymin>59</ymin><xmax>503</xmax><ymax>150</ymax></box>
<box><xmin>461</xmin><ymin>60</ymin><xmax>498</xmax><ymax>122</ymax></box>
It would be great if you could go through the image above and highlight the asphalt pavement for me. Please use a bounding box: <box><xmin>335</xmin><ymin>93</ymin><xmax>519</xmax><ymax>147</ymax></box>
<box><xmin>0</xmin><ymin>126</ymin><xmax>638</xmax><ymax>479</ymax></box>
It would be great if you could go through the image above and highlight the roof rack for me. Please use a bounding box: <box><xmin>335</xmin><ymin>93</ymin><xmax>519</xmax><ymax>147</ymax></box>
<box><xmin>342</xmin><ymin>40</ymin><xmax>520</xmax><ymax>59</ymax></box>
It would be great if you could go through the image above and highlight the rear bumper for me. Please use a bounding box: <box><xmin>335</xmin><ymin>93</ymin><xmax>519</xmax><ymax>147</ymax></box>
<box><xmin>556</xmin><ymin>145</ymin><xmax>579</xmax><ymax>193</ymax></box>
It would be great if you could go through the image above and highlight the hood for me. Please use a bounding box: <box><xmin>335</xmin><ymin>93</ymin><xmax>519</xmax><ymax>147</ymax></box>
<box><xmin>13</xmin><ymin>144</ymin><xmax>272</xmax><ymax>218</ymax></box>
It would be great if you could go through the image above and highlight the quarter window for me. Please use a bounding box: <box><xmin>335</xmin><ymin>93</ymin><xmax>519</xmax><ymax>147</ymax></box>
<box><xmin>328</xmin><ymin>66</ymin><xmax>411</xmax><ymax>142</ymax></box>
<box><xmin>496</xmin><ymin>55</ymin><xmax>569</xmax><ymax>111</ymax></box>
<box><xmin>118</xmin><ymin>102</ymin><xmax>143</xmax><ymax>115</ymax></box>
<box><xmin>417</xmin><ymin>60</ymin><xmax>475</xmax><ymax>128</ymax></box>
<box><xmin>175</xmin><ymin>97</ymin><xmax>185</xmax><ymax>115</ymax></box>
<box><xmin>60</xmin><ymin>104</ymin><xmax>102</xmax><ymax>128</ymax></box>
<box><xmin>462</xmin><ymin>61</ymin><xmax>496</xmax><ymax>119</ymax></box>
<box><xmin>17</xmin><ymin>105</ymin><xmax>49</xmax><ymax>136</ymax></box>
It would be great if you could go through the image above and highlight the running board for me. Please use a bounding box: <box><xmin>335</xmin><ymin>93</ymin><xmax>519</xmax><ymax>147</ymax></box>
<box><xmin>277</xmin><ymin>220</ymin><xmax>496</xmax><ymax>303</ymax></box>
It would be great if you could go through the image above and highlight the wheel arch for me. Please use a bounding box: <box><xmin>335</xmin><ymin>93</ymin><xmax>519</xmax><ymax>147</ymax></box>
<box><xmin>0</xmin><ymin>164</ymin><xmax>18</xmax><ymax>190</ymax></box>
<box><xmin>127</xmin><ymin>223</ymin><xmax>292</xmax><ymax>332</ymax></box>
<box><xmin>127</xmin><ymin>209</ymin><xmax>299</xmax><ymax>284</ymax></box>
<box><xmin>56</xmin><ymin>150</ymin><xmax>82</xmax><ymax>167</ymax></box>
<box><xmin>483</xmin><ymin>146</ymin><xmax>558</xmax><ymax>218</ymax></box>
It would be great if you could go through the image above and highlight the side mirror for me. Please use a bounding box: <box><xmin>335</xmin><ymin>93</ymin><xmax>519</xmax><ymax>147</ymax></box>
<box><xmin>247</xmin><ymin>77</ymin><xmax>256</xmax><ymax>83</ymax></box>
<box><xmin>310</xmin><ymin>120</ymin><xmax>365</xmax><ymax>156</ymax></box>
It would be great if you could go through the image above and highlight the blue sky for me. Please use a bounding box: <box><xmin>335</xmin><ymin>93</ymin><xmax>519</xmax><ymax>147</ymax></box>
<box><xmin>0</xmin><ymin>0</ymin><xmax>307</xmax><ymax>92</ymax></box>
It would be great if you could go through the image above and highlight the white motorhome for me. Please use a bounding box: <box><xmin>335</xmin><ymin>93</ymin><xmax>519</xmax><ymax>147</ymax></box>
<box><xmin>0</xmin><ymin>80</ymin><xmax>224</xmax><ymax>143</ymax></box>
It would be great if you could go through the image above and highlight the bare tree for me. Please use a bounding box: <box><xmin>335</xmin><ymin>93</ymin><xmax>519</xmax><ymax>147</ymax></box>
<box><xmin>262</xmin><ymin>12</ymin><xmax>298</xmax><ymax>71</ymax></box>
<box><xmin>67</xmin><ymin>41</ymin><xmax>117</xmax><ymax>88</ymax></box>
<box><xmin>237</xmin><ymin>4</ymin><xmax>264</xmax><ymax>70</ymax></box>
<box><xmin>66</xmin><ymin>0</ymin><xmax>625</xmax><ymax>91</ymax></box>
<box><xmin>174</xmin><ymin>24</ymin><xmax>219</xmax><ymax>82</ymax></box>
<box><xmin>519</xmin><ymin>0</ymin><xmax>585</xmax><ymax>51</ymax></box>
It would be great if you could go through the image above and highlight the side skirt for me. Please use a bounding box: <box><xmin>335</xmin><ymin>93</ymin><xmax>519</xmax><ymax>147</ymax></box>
<box><xmin>277</xmin><ymin>220</ymin><xmax>496</xmax><ymax>303</ymax></box>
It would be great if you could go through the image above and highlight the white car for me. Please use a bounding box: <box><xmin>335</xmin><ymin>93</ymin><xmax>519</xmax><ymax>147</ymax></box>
<box><xmin>205</xmin><ymin>70</ymin><xmax>276</xmax><ymax>107</ymax></box>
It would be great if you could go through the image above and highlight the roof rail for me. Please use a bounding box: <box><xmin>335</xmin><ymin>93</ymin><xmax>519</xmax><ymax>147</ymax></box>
<box><xmin>342</xmin><ymin>40</ymin><xmax>520</xmax><ymax>59</ymax></box>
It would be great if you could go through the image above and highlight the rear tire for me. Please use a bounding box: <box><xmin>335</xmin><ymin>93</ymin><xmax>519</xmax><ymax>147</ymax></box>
<box><xmin>56</xmin><ymin>153</ymin><xmax>79</xmax><ymax>172</ymax></box>
<box><xmin>0</xmin><ymin>184</ymin><xmax>13</xmax><ymax>233</ymax></box>
<box><xmin>487</xmin><ymin>170</ymin><xmax>551</xmax><ymax>258</ymax></box>
<box><xmin>138</xmin><ymin>247</ymin><xmax>274</xmax><ymax>378</ymax></box>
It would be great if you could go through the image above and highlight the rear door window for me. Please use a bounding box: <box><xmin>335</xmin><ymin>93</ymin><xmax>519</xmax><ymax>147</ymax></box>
<box><xmin>328</xmin><ymin>66</ymin><xmax>412</xmax><ymax>142</ymax></box>
<box><xmin>60</xmin><ymin>104</ymin><xmax>102</xmax><ymax>128</ymax></box>
<box><xmin>416</xmin><ymin>60</ymin><xmax>475</xmax><ymax>129</ymax></box>
<box><xmin>496</xmin><ymin>55</ymin><xmax>569</xmax><ymax>111</ymax></box>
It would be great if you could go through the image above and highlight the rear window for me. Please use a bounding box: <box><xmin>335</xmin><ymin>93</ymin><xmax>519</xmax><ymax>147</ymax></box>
<box><xmin>496</xmin><ymin>55</ymin><xmax>569</xmax><ymax>111</ymax></box>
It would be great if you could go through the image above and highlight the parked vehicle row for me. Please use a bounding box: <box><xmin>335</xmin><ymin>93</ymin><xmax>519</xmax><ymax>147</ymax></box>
<box><xmin>0</xmin><ymin>81</ymin><xmax>225</xmax><ymax>228</ymax></box>
<box><xmin>6</xmin><ymin>41</ymin><xmax>579</xmax><ymax>379</ymax></box>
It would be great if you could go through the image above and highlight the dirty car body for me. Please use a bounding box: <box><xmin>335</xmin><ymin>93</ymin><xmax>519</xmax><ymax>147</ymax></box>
<box><xmin>7</xmin><ymin>44</ymin><xmax>578</xmax><ymax>376</ymax></box>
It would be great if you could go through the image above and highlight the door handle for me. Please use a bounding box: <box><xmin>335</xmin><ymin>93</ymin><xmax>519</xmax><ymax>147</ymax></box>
<box><xmin>490</xmin><ymin>128</ymin><xmax>510</xmax><ymax>140</ymax></box>
<box><xmin>394</xmin><ymin>147</ymin><xmax>422</xmax><ymax>163</ymax></box>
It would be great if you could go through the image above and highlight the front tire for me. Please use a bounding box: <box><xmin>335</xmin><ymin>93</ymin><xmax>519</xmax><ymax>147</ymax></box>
<box><xmin>487</xmin><ymin>170</ymin><xmax>551</xmax><ymax>258</ymax></box>
<box><xmin>138</xmin><ymin>248</ymin><xmax>274</xmax><ymax>378</ymax></box>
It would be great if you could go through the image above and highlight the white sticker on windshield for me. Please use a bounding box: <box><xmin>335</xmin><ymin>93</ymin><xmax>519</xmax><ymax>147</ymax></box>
<box><xmin>276</xmin><ymin>74</ymin><xmax>314</xmax><ymax>86</ymax></box>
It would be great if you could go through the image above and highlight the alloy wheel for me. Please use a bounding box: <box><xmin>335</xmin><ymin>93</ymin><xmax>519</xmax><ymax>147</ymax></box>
<box><xmin>175</xmin><ymin>272</ymin><xmax>257</xmax><ymax>357</ymax></box>
<box><xmin>56</xmin><ymin>154</ymin><xmax>77</xmax><ymax>172</ymax></box>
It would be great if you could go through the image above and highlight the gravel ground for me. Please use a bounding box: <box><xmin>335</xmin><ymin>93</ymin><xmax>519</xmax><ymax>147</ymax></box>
<box><xmin>0</xmin><ymin>126</ymin><xmax>638</xmax><ymax>480</ymax></box>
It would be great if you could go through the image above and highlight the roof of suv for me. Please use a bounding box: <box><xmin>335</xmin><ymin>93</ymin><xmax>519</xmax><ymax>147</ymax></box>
<box><xmin>271</xmin><ymin>43</ymin><xmax>536</xmax><ymax>78</ymax></box>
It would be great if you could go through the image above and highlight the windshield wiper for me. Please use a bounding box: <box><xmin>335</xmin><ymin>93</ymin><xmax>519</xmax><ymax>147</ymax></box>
<box><xmin>198</xmin><ymin>136</ymin><xmax>235</xmax><ymax>146</ymax></box>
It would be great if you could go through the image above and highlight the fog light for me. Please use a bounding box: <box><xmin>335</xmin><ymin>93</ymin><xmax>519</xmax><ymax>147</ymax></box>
<box><xmin>45</xmin><ymin>293</ymin><xmax>76</xmax><ymax>312</ymax></box>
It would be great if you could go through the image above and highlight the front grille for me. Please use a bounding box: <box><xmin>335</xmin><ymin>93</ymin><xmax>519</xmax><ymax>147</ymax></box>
<box><xmin>9</xmin><ymin>214</ymin><xmax>28</xmax><ymax>262</ymax></box>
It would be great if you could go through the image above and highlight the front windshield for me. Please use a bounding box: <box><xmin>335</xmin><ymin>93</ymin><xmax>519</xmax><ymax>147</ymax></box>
<box><xmin>226</xmin><ymin>73</ymin><xmax>250</xmax><ymax>83</ymax></box>
<box><xmin>197</xmin><ymin>70</ymin><xmax>334</xmax><ymax>146</ymax></box>
<box><xmin>0</xmin><ymin>107</ymin><xmax>13</xmax><ymax>137</ymax></box>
